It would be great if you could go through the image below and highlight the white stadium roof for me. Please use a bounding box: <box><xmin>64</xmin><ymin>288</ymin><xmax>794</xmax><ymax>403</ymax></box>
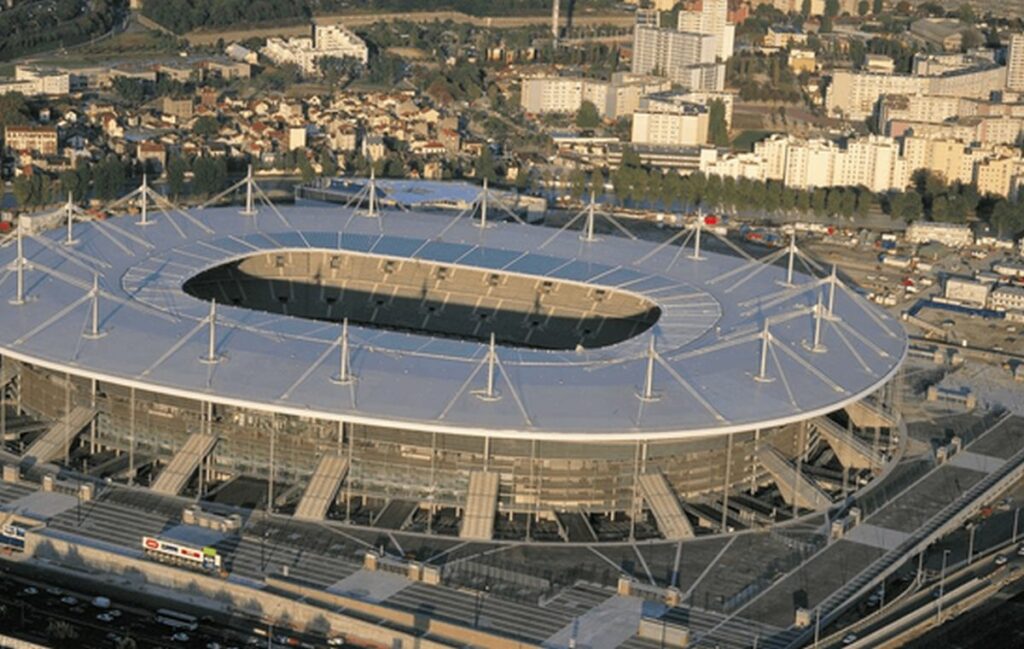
<box><xmin>0</xmin><ymin>196</ymin><xmax>906</xmax><ymax>441</ymax></box>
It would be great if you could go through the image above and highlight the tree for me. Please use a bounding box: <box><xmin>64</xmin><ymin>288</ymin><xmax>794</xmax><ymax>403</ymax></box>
<box><xmin>112</xmin><ymin>77</ymin><xmax>147</xmax><ymax>105</ymax></box>
<box><xmin>872</xmin><ymin>0</ymin><xmax>883</xmax><ymax>13</ymax></box>
<box><xmin>12</xmin><ymin>175</ymin><xmax>33</xmax><ymax>207</ymax></box>
<box><xmin>319</xmin><ymin>149</ymin><xmax>338</xmax><ymax>178</ymax></box>
<box><xmin>707</xmin><ymin>100</ymin><xmax>730</xmax><ymax>147</ymax></box>
<box><xmin>956</xmin><ymin>3</ymin><xmax>976</xmax><ymax>23</ymax></box>
<box><xmin>575</xmin><ymin>100</ymin><xmax>601</xmax><ymax>130</ymax></box>
<box><xmin>298</xmin><ymin>154</ymin><xmax>316</xmax><ymax>185</ymax></box>
<box><xmin>193</xmin><ymin>116</ymin><xmax>220</xmax><ymax>139</ymax></box>
<box><xmin>857</xmin><ymin>0</ymin><xmax>869</xmax><ymax>15</ymax></box>
<box><xmin>890</xmin><ymin>191</ymin><xmax>923</xmax><ymax>221</ymax></box>
<box><xmin>569</xmin><ymin>169</ymin><xmax>587</xmax><ymax>200</ymax></box>
<box><xmin>0</xmin><ymin>92</ymin><xmax>30</xmax><ymax>130</ymax></box>
<box><xmin>192</xmin><ymin>156</ymin><xmax>227</xmax><ymax>196</ymax></box>
<box><xmin>825</xmin><ymin>0</ymin><xmax>840</xmax><ymax>16</ymax></box>
<box><xmin>474</xmin><ymin>147</ymin><xmax>497</xmax><ymax>183</ymax></box>
<box><xmin>93</xmin><ymin>156</ymin><xmax>126</xmax><ymax>202</ymax></box>
<box><xmin>167</xmin><ymin>155</ymin><xmax>187</xmax><ymax>198</ymax></box>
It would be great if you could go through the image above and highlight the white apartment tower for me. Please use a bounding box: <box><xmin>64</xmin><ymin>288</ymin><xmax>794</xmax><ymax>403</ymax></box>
<box><xmin>677</xmin><ymin>0</ymin><xmax>735</xmax><ymax>62</ymax></box>
<box><xmin>1009</xmin><ymin>33</ymin><xmax>1024</xmax><ymax>92</ymax></box>
<box><xmin>632</xmin><ymin>26</ymin><xmax>724</xmax><ymax>91</ymax></box>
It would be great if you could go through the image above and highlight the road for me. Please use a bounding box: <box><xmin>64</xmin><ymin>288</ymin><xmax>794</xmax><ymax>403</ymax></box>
<box><xmin>182</xmin><ymin>10</ymin><xmax>636</xmax><ymax>45</ymax></box>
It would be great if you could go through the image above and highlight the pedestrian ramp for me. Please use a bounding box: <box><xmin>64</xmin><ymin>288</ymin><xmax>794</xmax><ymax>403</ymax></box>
<box><xmin>21</xmin><ymin>406</ymin><xmax>96</xmax><ymax>467</ymax></box>
<box><xmin>811</xmin><ymin>416</ymin><xmax>883</xmax><ymax>471</ymax></box>
<box><xmin>294</xmin><ymin>455</ymin><xmax>349</xmax><ymax>521</ymax></box>
<box><xmin>0</xmin><ymin>362</ymin><xmax>15</xmax><ymax>387</ymax></box>
<box><xmin>637</xmin><ymin>472</ymin><xmax>694</xmax><ymax>539</ymax></box>
<box><xmin>757</xmin><ymin>446</ymin><xmax>831</xmax><ymax>511</ymax></box>
<box><xmin>459</xmin><ymin>470</ymin><xmax>499</xmax><ymax>540</ymax></box>
<box><xmin>151</xmin><ymin>433</ymin><xmax>217</xmax><ymax>495</ymax></box>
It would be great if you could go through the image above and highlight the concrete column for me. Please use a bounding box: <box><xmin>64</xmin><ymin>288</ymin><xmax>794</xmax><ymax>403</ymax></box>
<box><xmin>129</xmin><ymin>387</ymin><xmax>136</xmax><ymax>484</ymax></box>
<box><xmin>268</xmin><ymin>415</ymin><xmax>276</xmax><ymax>513</ymax></box>
<box><xmin>721</xmin><ymin>432</ymin><xmax>733</xmax><ymax>532</ymax></box>
<box><xmin>345</xmin><ymin>422</ymin><xmax>354</xmax><ymax>524</ymax></box>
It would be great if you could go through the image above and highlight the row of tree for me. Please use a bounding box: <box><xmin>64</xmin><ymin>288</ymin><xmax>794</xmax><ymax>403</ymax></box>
<box><xmin>559</xmin><ymin>150</ymin><xmax>1024</xmax><ymax>237</ymax></box>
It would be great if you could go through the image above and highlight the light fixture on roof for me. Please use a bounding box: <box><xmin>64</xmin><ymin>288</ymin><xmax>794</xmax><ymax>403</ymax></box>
<box><xmin>754</xmin><ymin>322</ymin><xmax>775</xmax><ymax>383</ymax></box>
<box><xmin>473</xmin><ymin>333</ymin><xmax>502</xmax><ymax>401</ymax></box>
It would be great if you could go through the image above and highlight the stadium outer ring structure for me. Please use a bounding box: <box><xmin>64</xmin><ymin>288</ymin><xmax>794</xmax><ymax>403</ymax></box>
<box><xmin>0</xmin><ymin>189</ymin><xmax>907</xmax><ymax>540</ymax></box>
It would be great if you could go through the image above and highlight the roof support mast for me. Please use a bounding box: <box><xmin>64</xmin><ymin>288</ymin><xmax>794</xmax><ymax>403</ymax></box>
<box><xmin>139</xmin><ymin>174</ymin><xmax>151</xmax><ymax>226</ymax></box>
<box><xmin>786</xmin><ymin>235</ymin><xmax>796</xmax><ymax>286</ymax></box>
<box><xmin>64</xmin><ymin>194</ymin><xmax>77</xmax><ymax>245</ymax></box>
<box><xmin>692</xmin><ymin>209</ymin><xmax>703</xmax><ymax>260</ymax></box>
<box><xmin>485</xmin><ymin>332</ymin><xmax>497</xmax><ymax>399</ymax></box>
<box><xmin>756</xmin><ymin>323</ymin><xmax>773</xmax><ymax>382</ymax></box>
<box><xmin>242</xmin><ymin>165</ymin><xmax>256</xmax><ymax>216</ymax></box>
<box><xmin>584</xmin><ymin>192</ymin><xmax>596</xmax><ymax>242</ymax></box>
<box><xmin>10</xmin><ymin>227</ymin><xmax>24</xmax><ymax>306</ymax></box>
<box><xmin>332</xmin><ymin>318</ymin><xmax>354</xmax><ymax>384</ymax></box>
<box><xmin>201</xmin><ymin>300</ymin><xmax>220</xmax><ymax>364</ymax></box>
<box><xmin>644</xmin><ymin>338</ymin><xmax>656</xmax><ymax>400</ymax></box>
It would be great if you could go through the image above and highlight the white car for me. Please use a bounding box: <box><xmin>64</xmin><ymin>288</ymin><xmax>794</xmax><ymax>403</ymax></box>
<box><xmin>842</xmin><ymin>633</ymin><xmax>858</xmax><ymax>645</ymax></box>
<box><xmin>20</xmin><ymin>587</ymin><xmax>38</xmax><ymax>596</ymax></box>
<box><xmin>995</xmin><ymin>555</ymin><xmax>1009</xmax><ymax>566</ymax></box>
<box><xmin>171</xmin><ymin>632</ymin><xmax>190</xmax><ymax>643</ymax></box>
<box><xmin>96</xmin><ymin>613</ymin><xmax>115</xmax><ymax>623</ymax></box>
<box><xmin>45</xmin><ymin>587</ymin><xmax>62</xmax><ymax>596</ymax></box>
<box><xmin>207</xmin><ymin>643</ymin><xmax>222</xmax><ymax>649</ymax></box>
<box><xmin>60</xmin><ymin>596</ymin><xmax>79</xmax><ymax>606</ymax></box>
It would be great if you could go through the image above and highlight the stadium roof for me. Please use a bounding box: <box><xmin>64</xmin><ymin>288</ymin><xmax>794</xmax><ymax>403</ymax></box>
<box><xmin>0</xmin><ymin>195</ymin><xmax>906</xmax><ymax>441</ymax></box>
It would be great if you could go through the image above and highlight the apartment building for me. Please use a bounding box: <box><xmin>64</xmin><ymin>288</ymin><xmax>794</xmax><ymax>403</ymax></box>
<box><xmin>631</xmin><ymin>102</ymin><xmax>709</xmax><ymax>146</ymax></box>
<box><xmin>676</xmin><ymin>0</ymin><xmax>735</xmax><ymax>62</ymax></box>
<box><xmin>520</xmin><ymin>73</ymin><xmax>671</xmax><ymax>118</ymax></box>
<box><xmin>990</xmin><ymin>285</ymin><xmax>1024</xmax><ymax>312</ymax></box>
<box><xmin>0</xmin><ymin>66</ymin><xmax>70</xmax><ymax>96</ymax></box>
<box><xmin>3</xmin><ymin>125</ymin><xmax>58</xmax><ymax>155</ymax></box>
<box><xmin>827</xmin><ymin>65</ymin><xmax>1006</xmax><ymax>120</ymax></box>
<box><xmin>261</xmin><ymin>23</ymin><xmax>368</xmax><ymax>76</ymax></box>
<box><xmin>1009</xmin><ymin>33</ymin><xmax>1024</xmax><ymax>93</ymax></box>
<box><xmin>632</xmin><ymin>25</ymin><xmax>724</xmax><ymax>91</ymax></box>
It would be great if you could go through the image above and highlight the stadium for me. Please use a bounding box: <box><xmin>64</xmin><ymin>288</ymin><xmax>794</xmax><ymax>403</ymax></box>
<box><xmin>0</xmin><ymin>177</ymin><xmax>907</xmax><ymax>544</ymax></box>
